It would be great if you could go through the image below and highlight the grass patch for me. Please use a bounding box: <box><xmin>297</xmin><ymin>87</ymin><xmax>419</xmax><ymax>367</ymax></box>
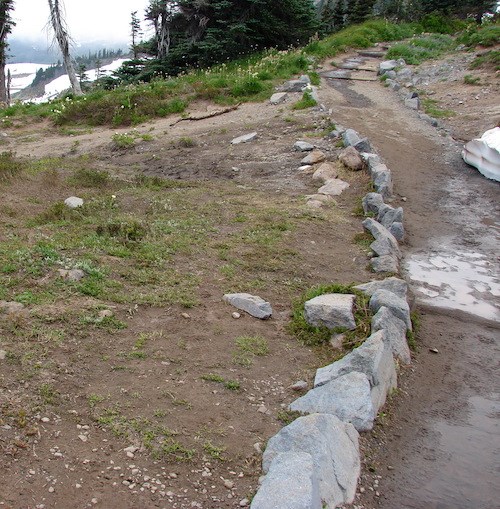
<box><xmin>0</xmin><ymin>151</ymin><xmax>27</xmax><ymax>182</ymax></box>
<box><xmin>70</xmin><ymin>168</ymin><xmax>110</xmax><ymax>187</ymax></box>
<box><xmin>406</xmin><ymin>311</ymin><xmax>421</xmax><ymax>351</ymax></box>
<box><xmin>458</xmin><ymin>22</ymin><xmax>500</xmax><ymax>48</ymax></box>
<box><xmin>421</xmin><ymin>97</ymin><xmax>456</xmax><ymax>118</ymax></box>
<box><xmin>288</xmin><ymin>284</ymin><xmax>371</xmax><ymax>348</ymax></box>
<box><xmin>386</xmin><ymin>34</ymin><xmax>455</xmax><ymax>64</ymax></box>
<box><xmin>463</xmin><ymin>74</ymin><xmax>481</xmax><ymax>85</ymax></box>
<box><xmin>201</xmin><ymin>373</ymin><xmax>241</xmax><ymax>390</ymax></box>
<box><xmin>232</xmin><ymin>335</ymin><xmax>269</xmax><ymax>366</ymax></box>
<box><xmin>470</xmin><ymin>50</ymin><xmax>500</xmax><ymax>70</ymax></box>
<box><xmin>292</xmin><ymin>90</ymin><xmax>317</xmax><ymax>110</ymax></box>
<box><xmin>202</xmin><ymin>440</ymin><xmax>226</xmax><ymax>460</ymax></box>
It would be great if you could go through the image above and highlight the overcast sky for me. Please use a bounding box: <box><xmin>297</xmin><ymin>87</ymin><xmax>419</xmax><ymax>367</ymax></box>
<box><xmin>12</xmin><ymin>0</ymin><xmax>151</xmax><ymax>43</ymax></box>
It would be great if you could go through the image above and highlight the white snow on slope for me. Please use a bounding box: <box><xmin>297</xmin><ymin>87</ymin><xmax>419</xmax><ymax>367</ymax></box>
<box><xmin>7</xmin><ymin>63</ymin><xmax>52</xmax><ymax>93</ymax></box>
<box><xmin>462</xmin><ymin>127</ymin><xmax>500</xmax><ymax>183</ymax></box>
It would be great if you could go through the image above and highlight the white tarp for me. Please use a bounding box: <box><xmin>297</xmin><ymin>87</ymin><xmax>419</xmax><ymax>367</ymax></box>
<box><xmin>462</xmin><ymin>127</ymin><xmax>500</xmax><ymax>182</ymax></box>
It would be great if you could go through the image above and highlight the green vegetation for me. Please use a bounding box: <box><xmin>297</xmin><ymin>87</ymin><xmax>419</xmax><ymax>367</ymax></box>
<box><xmin>421</xmin><ymin>97</ymin><xmax>456</xmax><ymax>118</ymax></box>
<box><xmin>201</xmin><ymin>373</ymin><xmax>241</xmax><ymax>391</ymax></box>
<box><xmin>458</xmin><ymin>22</ymin><xmax>500</xmax><ymax>48</ymax></box>
<box><xmin>470</xmin><ymin>50</ymin><xmax>500</xmax><ymax>70</ymax></box>
<box><xmin>288</xmin><ymin>284</ymin><xmax>371</xmax><ymax>348</ymax></box>
<box><xmin>233</xmin><ymin>335</ymin><xmax>270</xmax><ymax>366</ymax></box>
<box><xmin>292</xmin><ymin>91</ymin><xmax>318</xmax><ymax>110</ymax></box>
<box><xmin>386</xmin><ymin>34</ymin><xmax>455</xmax><ymax>64</ymax></box>
<box><xmin>463</xmin><ymin>74</ymin><xmax>481</xmax><ymax>85</ymax></box>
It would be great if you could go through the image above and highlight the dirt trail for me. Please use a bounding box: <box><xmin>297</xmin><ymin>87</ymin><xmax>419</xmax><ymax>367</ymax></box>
<box><xmin>319</xmin><ymin>57</ymin><xmax>499</xmax><ymax>508</ymax></box>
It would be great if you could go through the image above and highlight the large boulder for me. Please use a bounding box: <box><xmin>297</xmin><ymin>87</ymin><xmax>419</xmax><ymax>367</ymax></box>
<box><xmin>314</xmin><ymin>331</ymin><xmax>397</xmax><ymax>414</ymax></box>
<box><xmin>290</xmin><ymin>371</ymin><xmax>376</xmax><ymax>431</ymax></box>
<box><xmin>251</xmin><ymin>452</ymin><xmax>321</xmax><ymax>509</ymax></box>
<box><xmin>462</xmin><ymin>127</ymin><xmax>500</xmax><ymax>182</ymax></box>
<box><xmin>304</xmin><ymin>293</ymin><xmax>356</xmax><ymax>330</ymax></box>
<box><xmin>339</xmin><ymin>146</ymin><xmax>364</xmax><ymax>171</ymax></box>
<box><xmin>263</xmin><ymin>414</ymin><xmax>360</xmax><ymax>508</ymax></box>
<box><xmin>371</xmin><ymin>255</ymin><xmax>399</xmax><ymax>274</ymax></box>
<box><xmin>362</xmin><ymin>192</ymin><xmax>384</xmax><ymax>215</ymax></box>
<box><xmin>223</xmin><ymin>293</ymin><xmax>272</xmax><ymax>319</ymax></box>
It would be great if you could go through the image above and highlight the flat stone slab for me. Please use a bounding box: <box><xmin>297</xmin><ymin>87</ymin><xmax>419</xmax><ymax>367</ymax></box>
<box><xmin>231</xmin><ymin>132</ymin><xmax>257</xmax><ymax>145</ymax></box>
<box><xmin>379</xmin><ymin>60</ymin><xmax>398</xmax><ymax>73</ymax></box>
<box><xmin>312</xmin><ymin>162</ymin><xmax>338</xmax><ymax>183</ymax></box>
<box><xmin>304</xmin><ymin>293</ymin><xmax>356</xmax><ymax>330</ymax></box>
<box><xmin>294</xmin><ymin>141</ymin><xmax>314</xmax><ymax>152</ymax></box>
<box><xmin>354</xmin><ymin>277</ymin><xmax>408</xmax><ymax>299</ymax></box>
<box><xmin>323</xmin><ymin>70</ymin><xmax>352</xmax><ymax>79</ymax></box>
<box><xmin>64</xmin><ymin>196</ymin><xmax>83</xmax><ymax>208</ymax></box>
<box><xmin>318</xmin><ymin>179</ymin><xmax>349</xmax><ymax>196</ymax></box>
<box><xmin>270</xmin><ymin>92</ymin><xmax>288</xmax><ymax>105</ymax></box>
<box><xmin>251</xmin><ymin>452</ymin><xmax>321</xmax><ymax>509</ymax></box>
<box><xmin>290</xmin><ymin>371</ymin><xmax>376</xmax><ymax>431</ymax></box>
<box><xmin>223</xmin><ymin>293</ymin><xmax>272</xmax><ymax>319</ymax></box>
<box><xmin>301</xmin><ymin>150</ymin><xmax>326</xmax><ymax>165</ymax></box>
<box><xmin>263</xmin><ymin>414</ymin><xmax>360</xmax><ymax>508</ymax></box>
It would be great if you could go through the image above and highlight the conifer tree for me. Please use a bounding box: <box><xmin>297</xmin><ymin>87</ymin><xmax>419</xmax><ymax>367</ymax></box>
<box><xmin>130</xmin><ymin>10</ymin><xmax>142</xmax><ymax>58</ymax></box>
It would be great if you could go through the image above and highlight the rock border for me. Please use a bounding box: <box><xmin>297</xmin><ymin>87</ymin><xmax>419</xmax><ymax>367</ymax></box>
<box><xmin>250</xmin><ymin>122</ymin><xmax>414</xmax><ymax>508</ymax></box>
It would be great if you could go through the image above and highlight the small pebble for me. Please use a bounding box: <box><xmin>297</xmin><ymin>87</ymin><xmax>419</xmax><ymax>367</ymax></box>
<box><xmin>239</xmin><ymin>499</ymin><xmax>250</xmax><ymax>507</ymax></box>
<box><xmin>181</xmin><ymin>313</ymin><xmax>191</xmax><ymax>319</ymax></box>
<box><xmin>224</xmin><ymin>479</ymin><xmax>235</xmax><ymax>489</ymax></box>
<box><xmin>231</xmin><ymin>312</ymin><xmax>241</xmax><ymax>319</ymax></box>
<box><xmin>429</xmin><ymin>347</ymin><xmax>439</xmax><ymax>354</ymax></box>
<box><xmin>78</xmin><ymin>435</ymin><xmax>88</xmax><ymax>442</ymax></box>
<box><xmin>41</xmin><ymin>417</ymin><xmax>50</xmax><ymax>423</ymax></box>
<box><xmin>48</xmin><ymin>487</ymin><xmax>55</xmax><ymax>493</ymax></box>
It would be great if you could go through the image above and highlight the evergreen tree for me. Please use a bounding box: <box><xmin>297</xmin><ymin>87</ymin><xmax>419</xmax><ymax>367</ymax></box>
<box><xmin>130</xmin><ymin>10</ymin><xmax>142</xmax><ymax>58</ymax></box>
<box><xmin>347</xmin><ymin>0</ymin><xmax>376</xmax><ymax>24</ymax></box>
<box><xmin>0</xmin><ymin>0</ymin><xmax>15</xmax><ymax>105</ymax></box>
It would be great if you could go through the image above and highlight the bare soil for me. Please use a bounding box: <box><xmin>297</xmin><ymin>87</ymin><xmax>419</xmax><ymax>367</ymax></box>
<box><xmin>1</xmin><ymin>45</ymin><xmax>499</xmax><ymax>509</ymax></box>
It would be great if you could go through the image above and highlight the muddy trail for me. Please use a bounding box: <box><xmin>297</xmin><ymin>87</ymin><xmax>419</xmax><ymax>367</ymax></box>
<box><xmin>320</xmin><ymin>54</ymin><xmax>499</xmax><ymax>508</ymax></box>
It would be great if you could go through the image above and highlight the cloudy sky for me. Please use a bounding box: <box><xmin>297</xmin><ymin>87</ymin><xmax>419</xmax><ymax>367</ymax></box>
<box><xmin>12</xmin><ymin>0</ymin><xmax>151</xmax><ymax>43</ymax></box>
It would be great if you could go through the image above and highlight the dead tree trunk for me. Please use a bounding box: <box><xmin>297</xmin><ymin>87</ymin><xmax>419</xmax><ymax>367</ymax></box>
<box><xmin>47</xmin><ymin>0</ymin><xmax>82</xmax><ymax>96</ymax></box>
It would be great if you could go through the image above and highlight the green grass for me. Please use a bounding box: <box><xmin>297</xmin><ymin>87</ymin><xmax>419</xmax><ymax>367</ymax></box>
<box><xmin>0</xmin><ymin>151</ymin><xmax>28</xmax><ymax>182</ymax></box>
<box><xmin>386</xmin><ymin>34</ymin><xmax>455</xmax><ymax>64</ymax></box>
<box><xmin>458</xmin><ymin>22</ymin><xmax>500</xmax><ymax>48</ymax></box>
<box><xmin>232</xmin><ymin>335</ymin><xmax>269</xmax><ymax>366</ymax></box>
<box><xmin>292</xmin><ymin>91</ymin><xmax>317</xmax><ymax>110</ymax></box>
<box><xmin>463</xmin><ymin>74</ymin><xmax>481</xmax><ymax>85</ymax></box>
<box><xmin>287</xmin><ymin>284</ymin><xmax>371</xmax><ymax>348</ymax></box>
<box><xmin>470</xmin><ymin>50</ymin><xmax>500</xmax><ymax>71</ymax></box>
<box><xmin>421</xmin><ymin>97</ymin><xmax>456</xmax><ymax>118</ymax></box>
<box><xmin>201</xmin><ymin>373</ymin><xmax>241</xmax><ymax>390</ymax></box>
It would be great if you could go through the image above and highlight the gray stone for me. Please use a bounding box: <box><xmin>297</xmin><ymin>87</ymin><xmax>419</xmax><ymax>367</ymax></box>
<box><xmin>270</xmin><ymin>92</ymin><xmax>288</xmax><ymax>105</ymax></box>
<box><xmin>223</xmin><ymin>293</ymin><xmax>272</xmax><ymax>319</ymax></box>
<box><xmin>339</xmin><ymin>146</ymin><xmax>364</xmax><ymax>171</ymax></box>
<box><xmin>419</xmin><ymin>113</ymin><xmax>439</xmax><ymax>127</ymax></box>
<box><xmin>386</xmin><ymin>79</ymin><xmax>401</xmax><ymax>91</ymax></box>
<box><xmin>370</xmin><ymin>289</ymin><xmax>411</xmax><ymax>330</ymax></box>
<box><xmin>372</xmin><ymin>306</ymin><xmax>411</xmax><ymax>365</ymax></box>
<box><xmin>312</xmin><ymin>162</ymin><xmax>338</xmax><ymax>183</ymax></box>
<box><xmin>362</xmin><ymin>193</ymin><xmax>384</xmax><ymax>215</ymax></box>
<box><xmin>379</xmin><ymin>60</ymin><xmax>398</xmax><ymax>73</ymax></box>
<box><xmin>405</xmin><ymin>97</ymin><xmax>420</xmax><ymax>110</ymax></box>
<box><xmin>290</xmin><ymin>371</ymin><xmax>376</xmax><ymax>432</ymax></box>
<box><xmin>323</xmin><ymin>70</ymin><xmax>351</xmax><ymax>79</ymax></box>
<box><xmin>251</xmin><ymin>452</ymin><xmax>321</xmax><ymax>509</ymax></box>
<box><xmin>301</xmin><ymin>150</ymin><xmax>326</xmax><ymax>165</ymax></box>
<box><xmin>342</xmin><ymin>129</ymin><xmax>361</xmax><ymax>148</ymax></box>
<box><xmin>378</xmin><ymin>204</ymin><xmax>404</xmax><ymax>228</ymax></box>
<box><xmin>371</xmin><ymin>255</ymin><xmax>399</xmax><ymax>273</ymax></box>
<box><xmin>0</xmin><ymin>349</ymin><xmax>7</xmax><ymax>360</ymax></box>
<box><xmin>294</xmin><ymin>141</ymin><xmax>314</xmax><ymax>152</ymax></box>
<box><xmin>308</xmin><ymin>86</ymin><xmax>320</xmax><ymax>104</ymax></box>
<box><xmin>361</xmin><ymin>153</ymin><xmax>382</xmax><ymax>175</ymax></box>
<box><xmin>354</xmin><ymin>138</ymin><xmax>371</xmax><ymax>153</ymax></box>
<box><xmin>397</xmin><ymin>67</ymin><xmax>412</xmax><ymax>81</ymax></box>
<box><xmin>314</xmin><ymin>330</ymin><xmax>397</xmax><ymax>411</ymax></box>
<box><xmin>389</xmin><ymin>222</ymin><xmax>405</xmax><ymax>241</ymax></box>
<box><xmin>231</xmin><ymin>132</ymin><xmax>258</xmax><ymax>145</ymax></box>
<box><xmin>299</xmin><ymin>75</ymin><xmax>311</xmax><ymax>83</ymax></box>
<box><xmin>371</xmin><ymin>163</ymin><xmax>393</xmax><ymax>199</ymax></box>
<box><xmin>281</xmin><ymin>80</ymin><xmax>308</xmax><ymax>93</ymax></box>
<box><xmin>64</xmin><ymin>196</ymin><xmax>84</xmax><ymax>208</ymax></box>
<box><xmin>263</xmin><ymin>414</ymin><xmax>360</xmax><ymax>508</ymax></box>
<box><xmin>306</xmin><ymin>200</ymin><xmax>323</xmax><ymax>209</ymax></box>
<box><xmin>354</xmin><ymin>277</ymin><xmax>408</xmax><ymax>299</ymax></box>
<box><xmin>305</xmin><ymin>194</ymin><xmax>334</xmax><ymax>204</ymax></box>
<box><xmin>327</xmin><ymin>129</ymin><xmax>343</xmax><ymax>139</ymax></box>
<box><xmin>0</xmin><ymin>301</ymin><xmax>25</xmax><ymax>314</ymax></box>
<box><xmin>304</xmin><ymin>293</ymin><xmax>356</xmax><ymax>330</ymax></box>
<box><xmin>290</xmin><ymin>380</ymin><xmax>308</xmax><ymax>391</ymax></box>
<box><xmin>362</xmin><ymin>218</ymin><xmax>401</xmax><ymax>259</ymax></box>
<box><xmin>318</xmin><ymin>179</ymin><xmax>349</xmax><ymax>196</ymax></box>
<box><xmin>383</xmin><ymin>70</ymin><xmax>397</xmax><ymax>80</ymax></box>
